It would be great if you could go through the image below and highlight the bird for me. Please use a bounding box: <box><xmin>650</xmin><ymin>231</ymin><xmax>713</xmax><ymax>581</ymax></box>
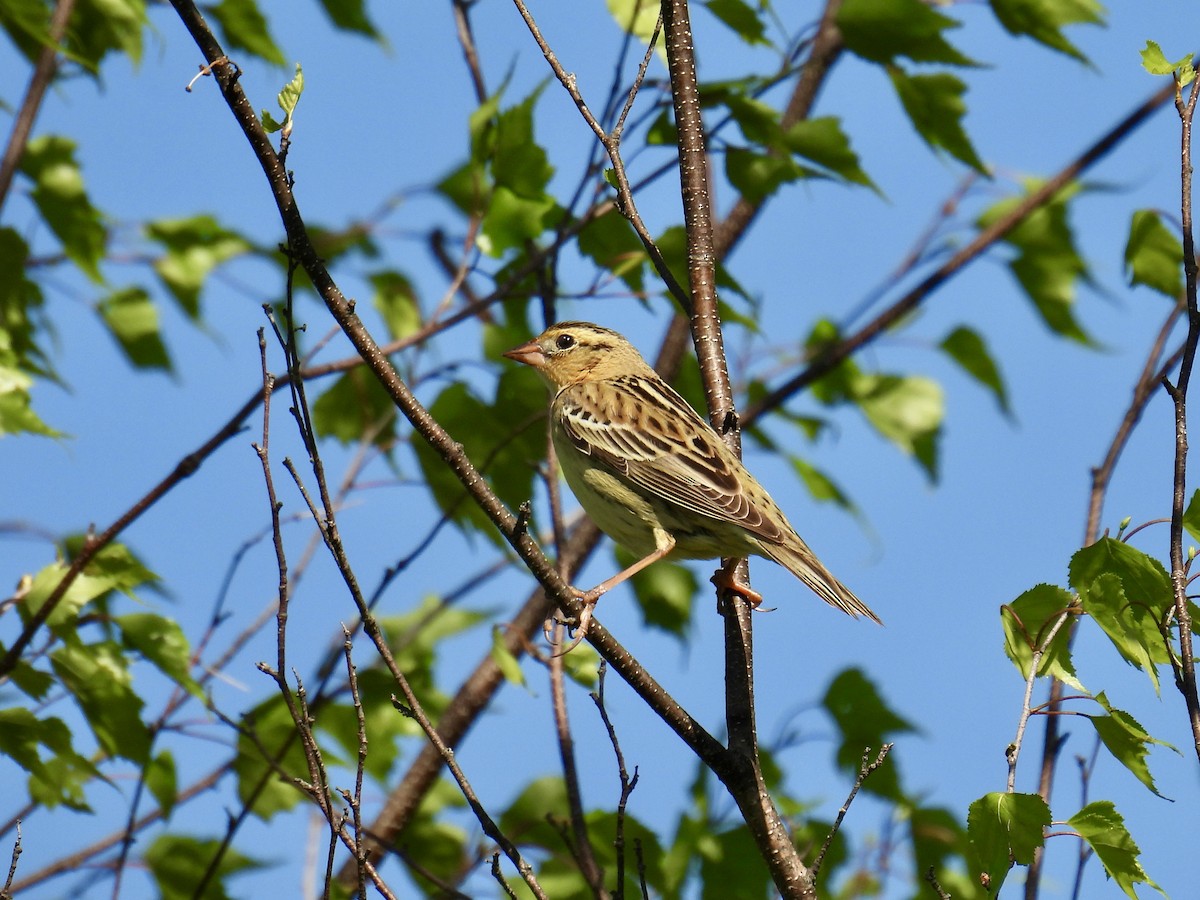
<box><xmin>503</xmin><ymin>321</ymin><xmax>881</xmax><ymax>649</ymax></box>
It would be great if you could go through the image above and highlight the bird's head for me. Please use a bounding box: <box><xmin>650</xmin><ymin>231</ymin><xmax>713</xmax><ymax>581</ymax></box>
<box><xmin>503</xmin><ymin>321</ymin><xmax>650</xmax><ymax>387</ymax></box>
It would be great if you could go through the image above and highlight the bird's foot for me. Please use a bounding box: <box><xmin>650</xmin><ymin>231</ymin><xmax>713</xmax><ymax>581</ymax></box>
<box><xmin>549</xmin><ymin>589</ymin><xmax>600</xmax><ymax>657</ymax></box>
<box><xmin>710</xmin><ymin>562</ymin><xmax>764</xmax><ymax>609</ymax></box>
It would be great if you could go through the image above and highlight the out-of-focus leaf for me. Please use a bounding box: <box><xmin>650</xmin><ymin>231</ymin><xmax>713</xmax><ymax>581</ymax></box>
<box><xmin>146</xmin><ymin>215</ymin><xmax>252</xmax><ymax>319</ymax></box>
<box><xmin>989</xmin><ymin>0</ymin><xmax>1104</xmax><ymax>62</ymax></box>
<box><xmin>940</xmin><ymin>325</ymin><xmax>1010</xmax><ymax>414</ymax></box>
<box><xmin>1124</xmin><ymin>209</ymin><xmax>1183</xmax><ymax>298</ymax></box>
<box><xmin>1067</xmin><ymin>801</ymin><xmax>1166</xmax><ymax>899</ymax></box>
<box><xmin>966</xmin><ymin>792</ymin><xmax>1049</xmax><ymax>893</ymax></box>
<box><xmin>233</xmin><ymin>695</ymin><xmax>309</xmax><ymax>819</ymax></box>
<box><xmin>206</xmin><ymin>0</ymin><xmax>285</xmax><ymax>66</ymax></box>
<box><xmin>705</xmin><ymin>0</ymin><xmax>768</xmax><ymax>46</ymax></box>
<box><xmin>698</xmin><ymin>825</ymin><xmax>771</xmax><ymax>899</ymax></box>
<box><xmin>839</xmin><ymin>0</ymin><xmax>976</xmax><ymax>66</ymax></box>
<box><xmin>22</xmin><ymin>541</ymin><xmax>159</xmax><ymax>632</ymax></box>
<box><xmin>311</xmin><ymin>367</ymin><xmax>396</xmax><ymax>447</ymax></box>
<box><xmin>1000</xmin><ymin>583</ymin><xmax>1081</xmax><ymax>689</ymax></box>
<box><xmin>145</xmin><ymin>750</ymin><xmax>178</xmax><ymax>818</ymax></box>
<box><xmin>889</xmin><ymin>66</ymin><xmax>987</xmax><ymax>173</ymax></box>
<box><xmin>788</xmin><ymin>455</ymin><xmax>855</xmax><ymax>511</ymax></box>
<box><xmin>1183</xmin><ymin>489</ymin><xmax>1200</xmax><ymax>545</ymax></box>
<box><xmin>97</xmin><ymin>287</ymin><xmax>171</xmax><ymax>371</ymax></box>
<box><xmin>0</xmin><ymin>227</ymin><xmax>52</xmax><ymax>377</ymax></box>
<box><xmin>822</xmin><ymin>668</ymin><xmax>912</xmax><ymax>799</ymax></box>
<box><xmin>606</xmin><ymin>0</ymin><xmax>663</xmax><ymax>48</ymax></box>
<box><xmin>978</xmin><ymin>185</ymin><xmax>1092</xmax><ymax>343</ymax></box>
<box><xmin>493</xmin><ymin>86</ymin><xmax>553</xmax><ymax>199</ymax></box>
<box><xmin>577</xmin><ymin>207</ymin><xmax>647</xmax><ymax>295</ymax></box>
<box><xmin>490</xmin><ymin>625</ymin><xmax>526</xmax><ymax>686</ymax></box>
<box><xmin>498</xmin><ymin>775</ymin><xmax>570</xmax><ymax>850</ymax></box>
<box><xmin>316</xmin><ymin>0</ymin><xmax>379</xmax><ymax>38</ymax></box>
<box><xmin>620</xmin><ymin>545</ymin><xmax>696</xmax><ymax>638</ymax></box>
<box><xmin>783</xmin><ymin>117</ymin><xmax>875</xmax><ymax>188</ymax></box>
<box><xmin>51</xmin><ymin>641</ymin><xmax>151</xmax><ymax>763</ymax></box>
<box><xmin>144</xmin><ymin>834</ymin><xmax>262</xmax><ymax>900</ymax></box>
<box><xmin>370</xmin><ymin>270</ymin><xmax>421</xmax><ymax>341</ymax></box>
<box><xmin>1088</xmin><ymin>692</ymin><xmax>1176</xmax><ymax>798</ymax></box>
<box><xmin>478</xmin><ymin>186</ymin><xmax>557</xmax><ymax>256</ymax></box>
<box><xmin>70</xmin><ymin>0</ymin><xmax>148</xmax><ymax>71</ymax></box>
<box><xmin>0</xmin><ymin>366</ymin><xmax>62</xmax><ymax>437</ymax></box>
<box><xmin>725</xmin><ymin>147</ymin><xmax>807</xmax><ymax>204</ymax></box>
<box><xmin>117</xmin><ymin>612</ymin><xmax>202</xmax><ymax>699</ymax></box>
<box><xmin>854</xmin><ymin>373</ymin><xmax>943</xmax><ymax>480</ymax></box>
<box><xmin>20</xmin><ymin>135</ymin><xmax>106</xmax><ymax>282</ymax></box>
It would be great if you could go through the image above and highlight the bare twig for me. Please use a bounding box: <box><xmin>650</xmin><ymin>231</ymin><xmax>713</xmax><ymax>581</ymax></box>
<box><xmin>813</xmin><ymin>744</ymin><xmax>892</xmax><ymax>877</ymax></box>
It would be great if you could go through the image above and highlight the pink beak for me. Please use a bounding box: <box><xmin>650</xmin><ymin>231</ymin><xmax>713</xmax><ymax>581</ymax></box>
<box><xmin>502</xmin><ymin>340</ymin><xmax>546</xmax><ymax>368</ymax></box>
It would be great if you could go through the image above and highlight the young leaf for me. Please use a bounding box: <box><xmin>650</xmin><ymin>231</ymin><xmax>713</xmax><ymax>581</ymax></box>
<box><xmin>370</xmin><ymin>270</ymin><xmax>422</xmax><ymax>340</ymax></box>
<box><xmin>1067</xmin><ymin>801</ymin><xmax>1166</xmax><ymax>899</ymax></box>
<box><xmin>1087</xmin><ymin>692</ymin><xmax>1177</xmax><ymax>798</ymax></box>
<box><xmin>939</xmin><ymin>325</ymin><xmax>1011</xmax><ymax>414</ymax></box>
<box><xmin>145</xmin><ymin>750</ymin><xmax>178</xmax><ymax>818</ymax></box>
<box><xmin>97</xmin><ymin>287</ymin><xmax>172</xmax><ymax>371</ymax></box>
<box><xmin>989</xmin><ymin>0</ymin><xmax>1104</xmax><ymax>62</ymax></box>
<box><xmin>315</xmin><ymin>0</ymin><xmax>380</xmax><ymax>37</ymax></box>
<box><xmin>1183</xmin><ymin>488</ymin><xmax>1200</xmax><ymax>545</ymax></box>
<box><xmin>888</xmin><ymin>66</ymin><xmax>987</xmax><ymax>174</ymax></box>
<box><xmin>783</xmin><ymin>117</ymin><xmax>875</xmax><ymax>189</ymax></box>
<box><xmin>853</xmin><ymin>373</ymin><xmax>944</xmax><ymax>481</ymax></box>
<box><xmin>1139</xmin><ymin>40</ymin><xmax>1196</xmax><ymax>85</ymax></box>
<box><xmin>1124</xmin><ymin>209</ymin><xmax>1183</xmax><ymax>298</ymax></box>
<box><xmin>117</xmin><ymin>612</ymin><xmax>203</xmax><ymax>699</ymax></box>
<box><xmin>704</xmin><ymin>0</ymin><xmax>769</xmax><ymax>46</ymax></box>
<box><xmin>1000</xmin><ymin>584</ymin><xmax>1081</xmax><ymax>689</ymax></box>
<box><xmin>966</xmin><ymin>792</ymin><xmax>1050</xmax><ymax>893</ymax></box>
<box><xmin>838</xmin><ymin>0</ymin><xmax>977</xmax><ymax>66</ymax></box>
<box><xmin>262</xmin><ymin>63</ymin><xmax>303</xmax><ymax>135</ymax></box>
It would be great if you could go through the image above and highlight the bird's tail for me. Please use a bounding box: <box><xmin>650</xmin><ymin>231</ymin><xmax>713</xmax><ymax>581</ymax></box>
<box><xmin>763</xmin><ymin>540</ymin><xmax>882</xmax><ymax>625</ymax></box>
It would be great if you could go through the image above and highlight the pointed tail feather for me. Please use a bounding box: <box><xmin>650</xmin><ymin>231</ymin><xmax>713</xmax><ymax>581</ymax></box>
<box><xmin>762</xmin><ymin>541</ymin><xmax>882</xmax><ymax>625</ymax></box>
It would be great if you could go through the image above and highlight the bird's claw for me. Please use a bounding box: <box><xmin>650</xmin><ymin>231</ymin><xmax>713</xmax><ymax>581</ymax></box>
<box><xmin>550</xmin><ymin>596</ymin><xmax>596</xmax><ymax>657</ymax></box>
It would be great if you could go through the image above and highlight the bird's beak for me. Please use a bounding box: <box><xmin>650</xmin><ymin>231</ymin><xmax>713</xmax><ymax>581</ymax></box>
<box><xmin>502</xmin><ymin>340</ymin><xmax>546</xmax><ymax>368</ymax></box>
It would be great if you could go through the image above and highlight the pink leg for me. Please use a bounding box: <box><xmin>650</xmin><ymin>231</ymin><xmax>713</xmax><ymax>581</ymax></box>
<box><xmin>710</xmin><ymin>559</ymin><xmax>763</xmax><ymax>608</ymax></box>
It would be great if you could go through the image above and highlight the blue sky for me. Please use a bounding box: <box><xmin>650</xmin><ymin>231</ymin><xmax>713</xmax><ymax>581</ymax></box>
<box><xmin>3</xmin><ymin>1</ymin><xmax>1199</xmax><ymax>897</ymax></box>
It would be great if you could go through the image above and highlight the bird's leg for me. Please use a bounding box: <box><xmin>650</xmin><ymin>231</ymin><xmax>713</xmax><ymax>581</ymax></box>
<box><xmin>711</xmin><ymin>558</ymin><xmax>763</xmax><ymax>608</ymax></box>
<box><xmin>554</xmin><ymin>533</ymin><xmax>676</xmax><ymax>656</ymax></box>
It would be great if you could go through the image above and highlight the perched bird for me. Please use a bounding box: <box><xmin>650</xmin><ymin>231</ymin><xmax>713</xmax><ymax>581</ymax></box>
<box><xmin>504</xmin><ymin>321</ymin><xmax>880</xmax><ymax>646</ymax></box>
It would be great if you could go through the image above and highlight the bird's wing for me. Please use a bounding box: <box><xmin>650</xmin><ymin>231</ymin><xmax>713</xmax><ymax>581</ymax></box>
<box><xmin>555</xmin><ymin>374</ymin><xmax>787</xmax><ymax>543</ymax></box>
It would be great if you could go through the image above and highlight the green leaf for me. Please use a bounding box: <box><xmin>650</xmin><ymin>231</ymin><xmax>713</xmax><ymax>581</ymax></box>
<box><xmin>315</xmin><ymin>0</ymin><xmax>379</xmax><ymax>38</ymax></box>
<box><xmin>0</xmin><ymin>708</ymin><xmax>99</xmax><ymax>810</ymax></box>
<box><xmin>315</xmin><ymin>669</ymin><xmax>413</xmax><ymax>782</ymax></box>
<box><xmin>724</xmin><ymin>147</ymin><xmax>806</xmax><ymax>204</ymax></box>
<box><xmin>1000</xmin><ymin>583</ymin><xmax>1082</xmax><ymax>690</ymax></box>
<box><xmin>1183</xmin><ymin>489</ymin><xmax>1200</xmax><ymax>545</ymax></box>
<box><xmin>490</xmin><ymin>624</ymin><xmax>526</xmax><ymax>686</ymax></box>
<box><xmin>20</xmin><ymin>135</ymin><xmax>107</xmax><ymax>282</ymax></box>
<box><xmin>989</xmin><ymin>0</ymin><xmax>1104</xmax><ymax>61</ymax></box>
<box><xmin>978</xmin><ymin>185</ymin><xmax>1092</xmax><ymax>343</ymax></box>
<box><xmin>822</xmin><ymin>668</ymin><xmax>913</xmax><ymax>800</ymax></box>
<box><xmin>493</xmin><ymin>85</ymin><xmax>553</xmax><ymax>199</ymax></box>
<box><xmin>478</xmin><ymin>186</ymin><xmax>556</xmax><ymax>256</ymax></box>
<box><xmin>97</xmin><ymin>287</ymin><xmax>171</xmax><ymax>371</ymax></box>
<box><xmin>370</xmin><ymin>270</ymin><xmax>421</xmax><ymax>341</ymax></box>
<box><xmin>146</xmin><ymin>215</ymin><xmax>252</xmax><ymax>319</ymax></box>
<box><xmin>789</xmin><ymin>455</ymin><xmax>855</xmax><ymax>511</ymax></box>
<box><xmin>1124</xmin><ymin>209</ymin><xmax>1183</xmax><ymax>298</ymax></box>
<box><xmin>939</xmin><ymin>325</ymin><xmax>1010</xmax><ymax>414</ymax></box>
<box><xmin>619</xmin><ymin>545</ymin><xmax>697</xmax><ymax>639</ymax></box>
<box><xmin>117</xmin><ymin>612</ymin><xmax>202</xmax><ymax>699</ymax></box>
<box><xmin>22</xmin><ymin>541</ymin><xmax>159</xmax><ymax>632</ymax></box>
<box><xmin>70</xmin><ymin>0</ymin><xmax>148</xmax><ymax>71</ymax></box>
<box><xmin>854</xmin><ymin>373</ymin><xmax>943</xmax><ymax>480</ymax></box>
<box><xmin>705</xmin><ymin>0</ymin><xmax>768</xmax><ymax>46</ymax></box>
<box><xmin>262</xmin><ymin>63</ymin><xmax>303</xmax><ymax>134</ymax></box>
<box><xmin>783</xmin><ymin>117</ymin><xmax>875</xmax><ymax>188</ymax></box>
<box><xmin>0</xmin><ymin>366</ymin><xmax>62</xmax><ymax>437</ymax></box>
<box><xmin>966</xmin><ymin>792</ymin><xmax>1050</xmax><ymax>893</ymax></box>
<box><xmin>698</xmin><ymin>825</ymin><xmax>771</xmax><ymax>899</ymax></box>
<box><xmin>144</xmin><ymin>834</ymin><xmax>262</xmax><ymax>900</ymax></box>
<box><xmin>1088</xmin><ymin>692</ymin><xmax>1176</xmax><ymax>798</ymax></box>
<box><xmin>1140</xmin><ymin>40</ymin><xmax>1196</xmax><ymax>85</ymax></box>
<box><xmin>888</xmin><ymin>67</ymin><xmax>987</xmax><ymax>173</ymax></box>
<box><xmin>233</xmin><ymin>695</ymin><xmax>310</xmax><ymax>819</ymax></box>
<box><xmin>838</xmin><ymin>0</ymin><xmax>976</xmax><ymax>66</ymax></box>
<box><xmin>606</xmin><ymin>0</ymin><xmax>663</xmax><ymax>47</ymax></box>
<box><xmin>206</xmin><ymin>0</ymin><xmax>286</xmax><ymax>66</ymax></box>
<box><xmin>145</xmin><ymin>749</ymin><xmax>178</xmax><ymax>818</ymax></box>
<box><xmin>577</xmin><ymin>208</ymin><xmax>647</xmax><ymax>295</ymax></box>
<box><xmin>51</xmin><ymin>641</ymin><xmax>152</xmax><ymax>763</ymax></box>
<box><xmin>311</xmin><ymin>367</ymin><xmax>397</xmax><ymax>447</ymax></box>
<box><xmin>1070</xmin><ymin>538</ymin><xmax>1173</xmax><ymax>692</ymax></box>
<box><xmin>1067</xmin><ymin>801</ymin><xmax>1166</xmax><ymax>899</ymax></box>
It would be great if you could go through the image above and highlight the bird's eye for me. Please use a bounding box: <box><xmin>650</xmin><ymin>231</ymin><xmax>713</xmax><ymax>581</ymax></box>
<box><xmin>555</xmin><ymin>333</ymin><xmax>576</xmax><ymax>350</ymax></box>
